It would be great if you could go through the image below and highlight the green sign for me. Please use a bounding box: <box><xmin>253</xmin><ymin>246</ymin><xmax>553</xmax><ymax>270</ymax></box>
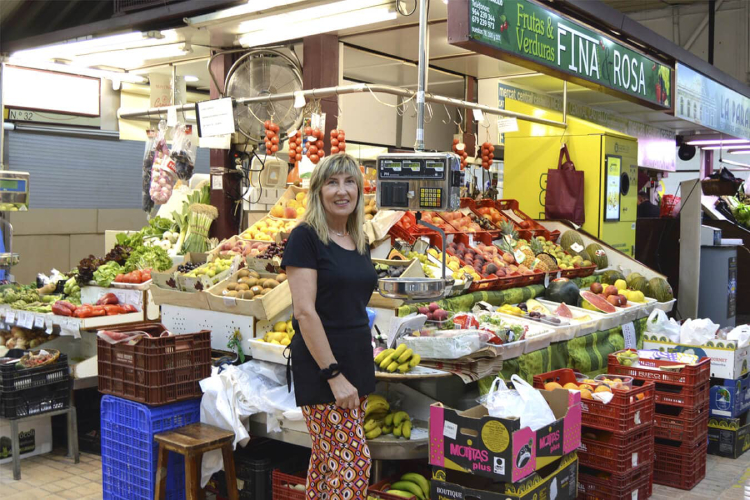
<box><xmin>450</xmin><ymin>0</ymin><xmax>673</xmax><ymax>109</ymax></box>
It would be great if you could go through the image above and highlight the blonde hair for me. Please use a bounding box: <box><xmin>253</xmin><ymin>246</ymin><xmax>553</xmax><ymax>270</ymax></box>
<box><xmin>303</xmin><ymin>153</ymin><xmax>368</xmax><ymax>254</ymax></box>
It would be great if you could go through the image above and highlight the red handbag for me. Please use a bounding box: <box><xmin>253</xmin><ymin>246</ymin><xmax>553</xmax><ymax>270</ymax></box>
<box><xmin>545</xmin><ymin>145</ymin><xmax>585</xmax><ymax>225</ymax></box>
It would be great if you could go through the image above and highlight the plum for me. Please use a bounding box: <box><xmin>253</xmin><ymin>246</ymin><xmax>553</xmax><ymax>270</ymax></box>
<box><xmin>428</xmin><ymin>302</ymin><xmax>440</xmax><ymax>312</ymax></box>
<box><xmin>417</xmin><ymin>306</ymin><xmax>429</xmax><ymax>315</ymax></box>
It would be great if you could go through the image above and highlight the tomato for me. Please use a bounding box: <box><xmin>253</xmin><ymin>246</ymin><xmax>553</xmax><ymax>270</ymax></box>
<box><xmin>115</xmin><ymin>274</ymin><xmax>125</xmax><ymax>283</ymax></box>
<box><xmin>306</xmin><ymin>145</ymin><xmax>317</xmax><ymax>155</ymax></box>
<box><xmin>331</xmin><ymin>146</ymin><xmax>339</xmax><ymax>154</ymax></box>
<box><xmin>264</xmin><ymin>120</ymin><xmax>271</xmax><ymax>129</ymax></box>
<box><xmin>295</xmin><ymin>146</ymin><xmax>302</xmax><ymax>154</ymax></box>
<box><xmin>271</xmin><ymin>136</ymin><xmax>279</xmax><ymax>144</ymax></box>
<box><xmin>310</xmin><ymin>154</ymin><xmax>319</xmax><ymax>163</ymax></box>
<box><xmin>295</xmin><ymin>153</ymin><xmax>302</xmax><ymax>161</ymax></box>
<box><xmin>271</xmin><ymin>123</ymin><xmax>280</xmax><ymax>133</ymax></box>
<box><xmin>304</xmin><ymin>126</ymin><xmax>312</xmax><ymax>136</ymax></box>
<box><xmin>331</xmin><ymin>138</ymin><xmax>339</xmax><ymax>147</ymax></box>
<box><xmin>337</xmin><ymin>133</ymin><xmax>345</xmax><ymax>142</ymax></box>
<box><xmin>271</xmin><ymin>144</ymin><xmax>278</xmax><ymax>153</ymax></box>
<box><xmin>318</xmin><ymin>150</ymin><xmax>325</xmax><ymax>158</ymax></box>
<box><xmin>316</xmin><ymin>140</ymin><xmax>324</xmax><ymax>149</ymax></box>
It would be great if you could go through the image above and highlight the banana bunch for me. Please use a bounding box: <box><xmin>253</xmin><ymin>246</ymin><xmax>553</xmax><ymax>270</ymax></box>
<box><xmin>374</xmin><ymin>344</ymin><xmax>421</xmax><ymax>374</ymax></box>
<box><xmin>363</xmin><ymin>394</ymin><xmax>390</xmax><ymax>440</ymax></box>
<box><xmin>385</xmin><ymin>472</ymin><xmax>431</xmax><ymax>499</ymax></box>
<box><xmin>364</xmin><ymin>408</ymin><xmax>413</xmax><ymax>441</ymax></box>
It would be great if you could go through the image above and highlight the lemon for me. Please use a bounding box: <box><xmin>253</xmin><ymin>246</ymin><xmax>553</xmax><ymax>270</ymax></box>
<box><xmin>274</xmin><ymin>321</ymin><xmax>288</xmax><ymax>333</ymax></box>
<box><xmin>614</xmin><ymin>279</ymin><xmax>627</xmax><ymax>291</ymax></box>
<box><xmin>280</xmin><ymin>337</ymin><xmax>291</xmax><ymax>346</ymax></box>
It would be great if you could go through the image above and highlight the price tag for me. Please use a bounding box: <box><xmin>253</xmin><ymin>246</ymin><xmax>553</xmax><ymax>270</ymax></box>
<box><xmin>19</xmin><ymin>312</ymin><xmax>33</xmax><ymax>329</ymax></box>
<box><xmin>443</xmin><ymin>421</ymin><xmax>457</xmax><ymax>440</ymax></box>
<box><xmin>293</xmin><ymin>91</ymin><xmax>306</xmax><ymax>108</ymax></box>
<box><xmin>61</xmin><ymin>319</ymin><xmax>80</xmax><ymax>339</ymax></box>
<box><xmin>467</xmin><ymin>235</ymin><xmax>474</xmax><ymax>247</ymax></box>
<box><xmin>570</xmin><ymin>242</ymin><xmax>584</xmax><ymax>254</ymax></box>
<box><xmin>544</xmin><ymin>273</ymin><xmax>551</xmax><ymax>288</ymax></box>
<box><xmin>34</xmin><ymin>315</ymin><xmax>45</xmax><ymax>329</ymax></box>
<box><xmin>622</xmin><ymin>322</ymin><xmax>637</xmax><ymax>349</ymax></box>
<box><xmin>472</xmin><ymin>109</ymin><xmax>484</xmax><ymax>122</ymax></box>
<box><xmin>45</xmin><ymin>318</ymin><xmax>53</xmax><ymax>334</ymax></box>
<box><xmin>5</xmin><ymin>311</ymin><xmax>15</xmax><ymax>325</ymax></box>
<box><xmin>196</xmin><ymin>98</ymin><xmax>236</xmax><ymax>137</ymax></box>
<box><xmin>631</xmin><ymin>490</ymin><xmax>638</xmax><ymax>500</ymax></box>
<box><xmin>631</xmin><ymin>452</ymin><xmax>638</xmax><ymax>468</ymax></box>
<box><xmin>167</xmin><ymin>106</ymin><xmax>178</xmax><ymax>126</ymax></box>
<box><xmin>223</xmin><ymin>296</ymin><xmax>237</xmax><ymax>307</ymax></box>
<box><xmin>497</xmin><ymin>117</ymin><xmax>519</xmax><ymax>133</ymax></box>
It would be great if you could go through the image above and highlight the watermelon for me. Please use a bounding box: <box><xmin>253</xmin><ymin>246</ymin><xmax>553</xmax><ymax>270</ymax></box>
<box><xmin>580</xmin><ymin>290</ymin><xmax>616</xmax><ymax>313</ymax></box>
<box><xmin>546</xmin><ymin>278</ymin><xmax>580</xmax><ymax>305</ymax></box>
<box><xmin>560</xmin><ymin>230</ymin><xmax>585</xmax><ymax>253</ymax></box>
<box><xmin>601</xmin><ymin>270</ymin><xmax>625</xmax><ymax>285</ymax></box>
<box><xmin>555</xmin><ymin>302</ymin><xmax>573</xmax><ymax>318</ymax></box>
<box><xmin>586</xmin><ymin>243</ymin><xmax>609</xmax><ymax>269</ymax></box>
<box><xmin>626</xmin><ymin>272</ymin><xmax>644</xmax><ymax>288</ymax></box>
<box><xmin>648</xmin><ymin>277</ymin><xmax>673</xmax><ymax>302</ymax></box>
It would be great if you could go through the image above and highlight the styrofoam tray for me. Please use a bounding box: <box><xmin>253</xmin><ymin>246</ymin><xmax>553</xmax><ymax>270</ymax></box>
<box><xmin>652</xmin><ymin>298</ymin><xmax>676</xmax><ymax>313</ymax></box>
<box><xmin>535</xmin><ymin>299</ymin><xmax>605</xmax><ymax>337</ymax></box>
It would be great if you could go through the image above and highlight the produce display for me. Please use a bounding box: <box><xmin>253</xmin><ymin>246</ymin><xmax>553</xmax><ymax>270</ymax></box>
<box><xmin>51</xmin><ymin>294</ymin><xmax>137</xmax><ymax>318</ymax></box>
<box><xmin>364</xmin><ymin>196</ymin><xmax>378</xmax><ymax>221</ymax></box>
<box><xmin>374</xmin><ymin>262</ymin><xmax>410</xmax><ymax>279</ymax></box>
<box><xmin>721</xmin><ymin>194</ymin><xmax>750</xmax><ymax>229</ymax></box>
<box><xmin>114</xmin><ymin>269</ymin><xmax>152</xmax><ymax>285</ymax></box>
<box><xmin>542</xmin><ymin>378</ymin><xmax>613</xmax><ymax>400</ymax></box>
<box><xmin>452</xmin><ymin>138</ymin><xmax>468</xmax><ymax>170</ymax></box>
<box><xmin>421</xmin><ymin>211</ymin><xmax>481</xmax><ymax>233</ymax></box>
<box><xmin>447</xmin><ymin>240</ymin><xmax>530</xmax><ymax>278</ymax></box>
<box><xmin>182</xmin><ymin>204</ymin><xmax>219</xmax><ymax>254</ymax></box>
<box><xmin>0</xmin><ymin>287</ymin><xmax>59</xmax><ymax>313</ymax></box>
<box><xmin>362</xmin><ymin>394</ymin><xmax>415</xmax><ymax>441</ymax></box>
<box><xmin>480</xmin><ymin>141</ymin><xmax>495</xmax><ymax>170</ymax></box>
<box><xmin>263</xmin><ymin>120</ymin><xmax>280</xmax><ymax>155</ymax></box>
<box><xmin>375</xmin><ymin>473</ymin><xmax>431</xmax><ymax>500</ymax></box>
<box><xmin>415</xmin><ymin>302</ymin><xmax>450</xmax><ymax>323</ymax></box>
<box><xmin>258</xmin><ymin>240</ymin><xmax>286</xmax><ymax>260</ymax></box>
<box><xmin>475</xmin><ymin>311</ymin><xmax>529</xmax><ymax>344</ymax></box>
<box><xmin>0</xmin><ymin>326</ymin><xmax>58</xmax><ymax>350</ymax></box>
<box><xmin>214</xmin><ymin>239</ymin><xmax>270</xmax><ymax>258</ymax></box>
<box><xmin>373</xmin><ymin>343</ymin><xmax>422</xmax><ymax>374</ymax></box>
<box><xmin>217</xmin><ymin>269</ymin><xmax>285</xmax><ymax>301</ymax></box>
<box><xmin>304</xmin><ymin>127</ymin><xmax>325</xmax><ymax>165</ymax></box>
<box><xmin>181</xmin><ymin>258</ymin><xmax>234</xmax><ymax>279</ymax></box>
<box><xmin>259</xmin><ymin>318</ymin><xmax>294</xmax><ymax>346</ymax></box>
<box><xmin>474</xmin><ymin>205</ymin><xmax>505</xmax><ymax>225</ymax></box>
<box><xmin>330</xmin><ymin>128</ymin><xmax>346</xmax><ymax>154</ymax></box>
<box><xmin>242</xmin><ymin>217</ymin><xmax>298</xmax><ymax>241</ymax></box>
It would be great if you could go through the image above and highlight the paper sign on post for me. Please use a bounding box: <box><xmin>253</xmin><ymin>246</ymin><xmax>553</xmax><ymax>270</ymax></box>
<box><xmin>497</xmin><ymin>117</ymin><xmax>519</xmax><ymax>133</ymax></box>
<box><xmin>196</xmin><ymin>98</ymin><xmax>236</xmax><ymax>137</ymax></box>
<box><xmin>622</xmin><ymin>322</ymin><xmax>637</xmax><ymax>349</ymax></box>
<box><xmin>5</xmin><ymin>311</ymin><xmax>15</xmax><ymax>325</ymax></box>
<box><xmin>45</xmin><ymin>318</ymin><xmax>53</xmax><ymax>334</ymax></box>
<box><xmin>34</xmin><ymin>315</ymin><xmax>45</xmax><ymax>329</ymax></box>
<box><xmin>167</xmin><ymin>106</ymin><xmax>178</xmax><ymax>127</ymax></box>
<box><xmin>472</xmin><ymin>109</ymin><xmax>484</xmax><ymax>122</ymax></box>
<box><xmin>19</xmin><ymin>312</ymin><xmax>33</xmax><ymax>329</ymax></box>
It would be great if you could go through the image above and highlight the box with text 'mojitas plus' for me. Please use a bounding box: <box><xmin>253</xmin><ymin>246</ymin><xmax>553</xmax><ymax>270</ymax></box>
<box><xmin>429</xmin><ymin>388</ymin><xmax>582</xmax><ymax>483</ymax></box>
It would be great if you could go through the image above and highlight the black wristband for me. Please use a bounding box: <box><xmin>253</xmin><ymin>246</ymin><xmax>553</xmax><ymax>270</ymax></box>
<box><xmin>320</xmin><ymin>363</ymin><xmax>342</xmax><ymax>381</ymax></box>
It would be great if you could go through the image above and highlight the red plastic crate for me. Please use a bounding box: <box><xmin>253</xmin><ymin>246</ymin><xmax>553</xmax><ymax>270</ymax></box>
<box><xmin>272</xmin><ymin>470</ymin><xmax>306</xmax><ymax>500</ymax></box>
<box><xmin>608</xmin><ymin>352</ymin><xmax>711</xmax><ymax>387</ymax></box>
<box><xmin>578</xmin><ymin>460</ymin><xmax>653</xmax><ymax>500</ymax></box>
<box><xmin>388</xmin><ymin>211</ymin><xmax>439</xmax><ymax>245</ymax></box>
<box><xmin>97</xmin><ymin>323</ymin><xmax>211</xmax><ymax>405</ymax></box>
<box><xmin>369</xmin><ymin>477</ymin><xmax>420</xmax><ymax>500</ymax></box>
<box><xmin>653</xmin><ymin>441</ymin><xmax>707</xmax><ymax>490</ymax></box>
<box><xmin>653</xmin><ymin>380</ymin><xmax>709</xmax><ymax>409</ymax></box>
<box><xmin>494</xmin><ymin>199</ymin><xmax>558</xmax><ymax>242</ymax></box>
<box><xmin>578</xmin><ymin>425</ymin><xmax>654</xmax><ymax>474</ymax></box>
<box><xmin>653</xmin><ymin>403</ymin><xmax>710</xmax><ymax>441</ymax></box>
<box><xmin>533</xmin><ymin>369</ymin><xmax>656</xmax><ymax>434</ymax></box>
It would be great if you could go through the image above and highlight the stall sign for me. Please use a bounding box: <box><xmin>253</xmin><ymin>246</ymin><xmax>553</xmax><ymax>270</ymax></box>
<box><xmin>449</xmin><ymin>0</ymin><xmax>673</xmax><ymax>109</ymax></box>
<box><xmin>676</xmin><ymin>63</ymin><xmax>750</xmax><ymax>142</ymax></box>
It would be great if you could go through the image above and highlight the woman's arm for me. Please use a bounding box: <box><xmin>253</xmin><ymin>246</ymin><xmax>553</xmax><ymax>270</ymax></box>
<box><xmin>286</xmin><ymin>266</ymin><xmax>360</xmax><ymax>409</ymax></box>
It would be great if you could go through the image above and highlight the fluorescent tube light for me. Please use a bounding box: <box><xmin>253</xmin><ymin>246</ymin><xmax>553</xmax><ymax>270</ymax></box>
<box><xmin>7</xmin><ymin>61</ymin><xmax>147</xmax><ymax>84</ymax></box>
<box><xmin>720</xmin><ymin>158</ymin><xmax>750</xmax><ymax>170</ymax></box>
<box><xmin>728</xmin><ymin>149</ymin><xmax>750</xmax><ymax>155</ymax></box>
<box><xmin>699</xmin><ymin>145</ymin><xmax>749</xmax><ymax>150</ymax></box>
<box><xmin>686</xmin><ymin>138</ymin><xmax>750</xmax><ymax>146</ymax></box>
<box><xmin>72</xmin><ymin>43</ymin><xmax>193</xmax><ymax>68</ymax></box>
<box><xmin>184</xmin><ymin>75</ymin><xmax>200</xmax><ymax>82</ymax></box>
<box><xmin>237</xmin><ymin>1</ymin><xmax>396</xmax><ymax>48</ymax></box>
<box><xmin>186</xmin><ymin>0</ymin><xmax>306</xmax><ymax>27</ymax></box>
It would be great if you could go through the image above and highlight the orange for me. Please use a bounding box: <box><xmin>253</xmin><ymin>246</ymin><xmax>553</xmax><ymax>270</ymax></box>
<box><xmin>270</xmin><ymin>205</ymin><xmax>285</xmax><ymax>218</ymax></box>
<box><xmin>613</xmin><ymin>378</ymin><xmax>623</xmax><ymax>383</ymax></box>
<box><xmin>580</xmin><ymin>389</ymin><xmax>593</xmax><ymax>400</ymax></box>
<box><xmin>579</xmin><ymin>384</ymin><xmax>594</xmax><ymax>392</ymax></box>
<box><xmin>595</xmin><ymin>385</ymin><xmax>612</xmax><ymax>393</ymax></box>
<box><xmin>563</xmin><ymin>383</ymin><xmax>579</xmax><ymax>390</ymax></box>
<box><xmin>636</xmin><ymin>393</ymin><xmax>645</xmax><ymax>401</ymax></box>
<box><xmin>544</xmin><ymin>382</ymin><xmax>563</xmax><ymax>391</ymax></box>
<box><xmin>610</xmin><ymin>381</ymin><xmax>623</xmax><ymax>390</ymax></box>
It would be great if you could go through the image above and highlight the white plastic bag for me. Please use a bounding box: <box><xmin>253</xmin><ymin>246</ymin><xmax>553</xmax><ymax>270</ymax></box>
<box><xmin>483</xmin><ymin>376</ymin><xmax>556</xmax><ymax>431</ymax></box>
<box><xmin>727</xmin><ymin>324</ymin><xmax>750</xmax><ymax>348</ymax></box>
<box><xmin>680</xmin><ymin>318</ymin><xmax>720</xmax><ymax>346</ymax></box>
<box><xmin>646</xmin><ymin>309</ymin><xmax>680</xmax><ymax>342</ymax></box>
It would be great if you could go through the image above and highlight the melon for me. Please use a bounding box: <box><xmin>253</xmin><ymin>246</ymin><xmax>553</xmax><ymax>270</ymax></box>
<box><xmin>577</xmin><ymin>249</ymin><xmax>591</xmax><ymax>262</ymax></box>
<box><xmin>648</xmin><ymin>277</ymin><xmax>673</xmax><ymax>302</ymax></box>
<box><xmin>560</xmin><ymin>230</ymin><xmax>585</xmax><ymax>253</ymax></box>
<box><xmin>626</xmin><ymin>272</ymin><xmax>644</xmax><ymax>288</ymax></box>
<box><xmin>629</xmin><ymin>276</ymin><xmax>651</xmax><ymax>295</ymax></box>
<box><xmin>601</xmin><ymin>270</ymin><xmax>625</xmax><ymax>285</ymax></box>
<box><xmin>546</xmin><ymin>278</ymin><xmax>580</xmax><ymax>305</ymax></box>
<box><xmin>586</xmin><ymin>243</ymin><xmax>608</xmax><ymax>269</ymax></box>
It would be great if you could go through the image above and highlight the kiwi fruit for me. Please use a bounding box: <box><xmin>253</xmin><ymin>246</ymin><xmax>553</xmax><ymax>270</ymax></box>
<box><xmin>248</xmin><ymin>270</ymin><xmax>261</xmax><ymax>279</ymax></box>
<box><xmin>242</xmin><ymin>291</ymin><xmax>255</xmax><ymax>300</ymax></box>
<box><xmin>238</xmin><ymin>277</ymin><xmax>251</xmax><ymax>285</ymax></box>
<box><xmin>250</xmin><ymin>286</ymin><xmax>263</xmax><ymax>295</ymax></box>
<box><xmin>236</xmin><ymin>283</ymin><xmax>250</xmax><ymax>292</ymax></box>
<box><xmin>238</xmin><ymin>269</ymin><xmax>250</xmax><ymax>278</ymax></box>
<box><xmin>263</xmin><ymin>279</ymin><xmax>279</xmax><ymax>289</ymax></box>
<box><xmin>276</xmin><ymin>273</ymin><xmax>287</xmax><ymax>283</ymax></box>
<box><xmin>226</xmin><ymin>283</ymin><xmax>237</xmax><ymax>291</ymax></box>
<box><xmin>225</xmin><ymin>291</ymin><xmax>238</xmax><ymax>298</ymax></box>
<box><xmin>261</xmin><ymin>288</ymin><xmax>273</xmax><ymax>295</ymax></box>
<box><xmin>246</xmin><ymin>277</ymin><xmax>259</xmax><ymax>287</ymax></box>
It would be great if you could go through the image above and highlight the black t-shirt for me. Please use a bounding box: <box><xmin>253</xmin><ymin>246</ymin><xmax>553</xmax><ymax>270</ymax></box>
<box><xmin>638</xmin><ymin>201</ymin><xmax>661</xmax><ymax>218</ymax></box>
<box><xmin>281</xmin><ymin>223</ymin><xmax>378</xmax><ymax>406</ymax></box>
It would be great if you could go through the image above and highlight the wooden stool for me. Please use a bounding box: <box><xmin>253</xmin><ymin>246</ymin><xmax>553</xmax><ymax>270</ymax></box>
<box><xmin>154</xmin><ymin>423</ymin><xmax>238</xmax><ymax>500</ymax></box>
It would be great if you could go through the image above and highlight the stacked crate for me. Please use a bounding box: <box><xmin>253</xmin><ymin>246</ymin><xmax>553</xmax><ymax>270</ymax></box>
<box><xmin>533</xmin><ymin>369</ymin><xmax>655</xmax><ymax>500</ymax></box>
<box><xmin>609</xmin><ymin>352</ymin><xmax>711</xmax><ymax>490</ymax></box>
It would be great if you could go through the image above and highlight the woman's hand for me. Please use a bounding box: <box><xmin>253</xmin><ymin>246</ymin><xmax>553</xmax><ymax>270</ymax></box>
<box><xmin>328</xmin><ymin>374</ymin><xmax>359</xmax><ymax>409</ymax></box>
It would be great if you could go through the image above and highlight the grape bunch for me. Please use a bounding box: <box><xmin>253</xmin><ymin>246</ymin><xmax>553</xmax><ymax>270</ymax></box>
<box><xmin>177</xmin><ymin>262</ymin><xmax>204</xmax><ymax>274</ymax></box>
<box><xmin>452</xmin><ymin>139</ymin><xmax>468</xmax><ymax>170</ymax></box>
<box><xmin>330</xmin><ymin>128</ymin><xmax>346</xmax><ymax>154</ymax></box>
<box><xmin>469</xmin><ymin>212</ymin><xmax>496</xmax><ymax>231</ymax></box>
<box><xmin>259</xmin><ymin>239</ymin><xmax>287</xmax><ymax>259</ymax></box>
<box><xmin>304</xmin><ymin>127</ymin><xmax>325</xmax><ymax>165</ymax></box>
<box><xmin>264</xmin><ymin>121</ymin><xmax>280</xmax><ymax>155</ymax></box>
<box><xmin>480</xmin><ymin>141</ymin><xmax>495</xmax><ymax>170</ymax></box>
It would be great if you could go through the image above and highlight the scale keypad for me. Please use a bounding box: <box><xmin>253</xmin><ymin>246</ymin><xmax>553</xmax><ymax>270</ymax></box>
<box><xmin>420</xmin><ymin>187</ymin><xmax>443</xmax><ymax>208</ymax></box>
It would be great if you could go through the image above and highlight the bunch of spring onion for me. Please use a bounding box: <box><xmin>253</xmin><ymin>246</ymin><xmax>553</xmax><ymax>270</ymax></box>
<box><xmin>181</xmin><ymin>204</ymin><xmax>219</xmax><ymax>254</ymax></box>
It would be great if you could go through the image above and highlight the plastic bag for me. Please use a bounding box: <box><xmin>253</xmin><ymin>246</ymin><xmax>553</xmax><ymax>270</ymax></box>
<box><xmin>150</xmin><ymin>135</ymin><xmax>177</xmax><ymax>205</ymax></box>
<box><xmin>680</xmin><ymin>318</ymin><xmax>720</xmax><ymax>346</ymax></box>
<box><xmin>142</xmin><ymin>129</ymin><xmax>158</xmax><ymax>213</ymax></box>
<box><xmin>483</xmin><ymin>375</ymin><xmax>556</xmax><ymax>431</ymax></box>
<box><xmin>727</xmin><ymin>324</ymin><xmax>750</xmax><ymax>348</ymax></box>
<box><xmin>646</xmin><ymin>309</ymin><xmax>680</xmax><ymax>342</ymax></box>
<box><xmin>171</xmin><ymin>123</ymin><xmax>196</xmax><ymax>181</ymax></box>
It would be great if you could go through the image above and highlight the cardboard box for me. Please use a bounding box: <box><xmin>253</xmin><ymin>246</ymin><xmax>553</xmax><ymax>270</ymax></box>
<box><xmin>0</xmin><ymin>416</ymin><xmax>52</xmax><ymax>464</ymax></box>
<box><xmin>369</xmin><ymin>258</ymin><xmax>425</xmax><ymax>309</ymax></box>
<box><xmin>430</xmin><ymin>453</ymin><xmax>578</xmax><ymax>500</ymax></box>
<box><xmin>206</xmin><ymin>270</ymin><xmax>291</xmax><ymax>321</ymax></box>
<box><xmin>707</xmin><ymin>411</ymin><xmax>750</xmax><ymax>459</ymax></box>
<box><xmin>152</xmin><ymin>252</ymin><xmax>208</xmax><ymax>290</ymax></box>
<box><xmin>149</xmin><ymin>285</ymin><xmax>211</xmax><ymax>311</ymax></box>
<box><xmin>710</xmin><ymin>373</ymin><xmax>750</xmax><ymax>418</ymax></box>
<box><xmin>642</xmin><ymin>334</ymin><xmax>750</xmax><ymax>379</ymax></box>
<box><xmin>429</xmin><ymin>389</ymin><xmax>582</xmax><ymax>483</ymax></box>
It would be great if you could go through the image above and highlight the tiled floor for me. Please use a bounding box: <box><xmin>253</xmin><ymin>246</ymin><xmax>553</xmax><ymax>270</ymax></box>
<box><xmin>0</xmin><ymin>447</ymin><xmax>748</xmax><ymax>499</ymax></box>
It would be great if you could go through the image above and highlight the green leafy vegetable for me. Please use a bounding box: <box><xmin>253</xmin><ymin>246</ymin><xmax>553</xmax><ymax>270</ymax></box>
<box><xmin>93</xmin><ymin>261</ymin><xmax>123</xmax><ymax>288</ymax></box>
<box><xmin>124</xmin><ymin>246</ymin><xmax>173</xmax><ymax>273</ymax></box>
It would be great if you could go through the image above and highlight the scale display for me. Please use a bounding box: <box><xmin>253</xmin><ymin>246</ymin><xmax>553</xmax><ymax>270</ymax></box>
<box><xmin>0</xmin><ymin>171</ymin><xmax>30</xmax><ymax>211</ymax></box>
<box><xmin>376</xmin><ymin>153</ymin><xmax>461</xmax><ymax>211</ymax></box>
<box><xmin>0</xmin><ymin>179</ymin><xmax>26</xmax><ymax>193</ymax></box>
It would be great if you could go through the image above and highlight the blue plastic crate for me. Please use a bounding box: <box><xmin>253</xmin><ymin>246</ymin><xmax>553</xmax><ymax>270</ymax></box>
<box><xmin>101</xmin><ymin>395</ymin><xmax>201</xmax><ymax>500</ymax></box>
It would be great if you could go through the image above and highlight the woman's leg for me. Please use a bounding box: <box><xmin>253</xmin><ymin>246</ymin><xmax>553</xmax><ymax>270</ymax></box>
<box><xmin>301</xmin><ymin>398</ymin><xmax>372</xmax><ymax>499</ymax></box>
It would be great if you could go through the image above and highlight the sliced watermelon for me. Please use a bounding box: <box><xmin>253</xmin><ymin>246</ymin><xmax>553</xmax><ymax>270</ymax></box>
<box><xmin>555</xmin><ymin>302</ymin><xmax>573</xmax><ymax>319</ymax></box>
<box><xmin>580</xmin><ymin>291</ymin><xmax>616</xmax><ymax>313</ymax></box>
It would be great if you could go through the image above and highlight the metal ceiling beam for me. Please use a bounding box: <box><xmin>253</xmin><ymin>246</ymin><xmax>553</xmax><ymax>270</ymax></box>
<box><xmin>683</xmin><ymin>0</ymin><xmax>723</xmax><ymax>51</ymax></box>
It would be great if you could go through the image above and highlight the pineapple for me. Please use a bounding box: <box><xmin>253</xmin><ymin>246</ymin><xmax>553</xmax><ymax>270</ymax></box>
<box><xmin>531</xmin><ymin>253</ymin><xmax>558</xmax><ymax>272</ymax></box>
<box><xmin>499</xmin><ymin>220</ymin><xmax>518</xmax><ymax>241</ymax></box>
<box><xmin>529</xmin><ymin>238</ymin><xmax>544</xmax><ymax>256</ymax></box>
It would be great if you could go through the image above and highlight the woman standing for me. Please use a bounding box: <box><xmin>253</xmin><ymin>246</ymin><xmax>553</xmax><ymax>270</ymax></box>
<box><xmin>282</xmin><ymin>153</ymin><xmax>378</xmax><ymax>498</ymax></box>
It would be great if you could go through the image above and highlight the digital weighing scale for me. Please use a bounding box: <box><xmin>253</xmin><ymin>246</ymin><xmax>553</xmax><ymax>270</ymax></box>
<box><xmin>375</xmin><ymin>153</ymin><xmax>462</xmax><ymax>302</ymax></box>
<box><xmin>0</xmin><ymin>171</ymin><xmax>29</xmax><ymax>281</ymax></box>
